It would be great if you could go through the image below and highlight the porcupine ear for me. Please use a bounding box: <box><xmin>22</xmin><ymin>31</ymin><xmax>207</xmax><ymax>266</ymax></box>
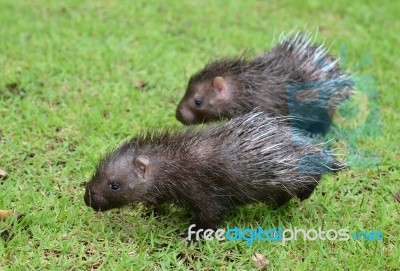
<box><xmin>134</xmin><ymin>155</ymin><xmax>151</xmax><ymax>182</ymax></box>
<box><xmin>212</xmin><ymin>76</ymin><xmax>229</xmax><ymax>97</ymax></box>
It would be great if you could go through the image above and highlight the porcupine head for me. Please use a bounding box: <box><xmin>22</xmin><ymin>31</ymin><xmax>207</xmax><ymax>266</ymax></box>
<box><xmin>84</xmin><ymin>149</ymin><xmax>158</xmax><ymax>212</ymax></box>
<box><xmin>176</xmin><ymin>65</ymin><xmax>240</xmax><ymax>125</ymax></box>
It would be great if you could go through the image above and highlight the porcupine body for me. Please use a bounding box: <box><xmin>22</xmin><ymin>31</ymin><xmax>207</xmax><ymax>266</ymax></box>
<box><xmin>176</xmin><ymin>33</ymin><xmax>354</xmax><ymax>135</ymax></box>
<box><xmin>85</xmin><ymin>111</ymin><xmax>345</xmax><ymax>230</ymax></box>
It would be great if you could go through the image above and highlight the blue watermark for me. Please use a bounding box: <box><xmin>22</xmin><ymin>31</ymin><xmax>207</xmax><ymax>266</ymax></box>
<box><xmin>187</xmin><ymin>224</ymin><xmax>383</xmax><ymax>246</ymax></box>
<box><xmin>286</xmin><ymin>44</ymin><xmax>381</xmax><ymax>170</ymax></box>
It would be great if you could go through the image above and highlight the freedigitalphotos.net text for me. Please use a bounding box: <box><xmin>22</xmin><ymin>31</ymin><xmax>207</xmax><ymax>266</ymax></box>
<box><xmin>187</xmin><ymin>225</ymin><xmax>383</xmax><ymax>246</ymax></box>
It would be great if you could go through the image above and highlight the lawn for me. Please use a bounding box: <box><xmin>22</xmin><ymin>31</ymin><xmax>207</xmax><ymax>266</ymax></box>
<box><xmin>0</xmin><ymin>0</ymin><xmax>399</xmax><ymax>270</ymax></box>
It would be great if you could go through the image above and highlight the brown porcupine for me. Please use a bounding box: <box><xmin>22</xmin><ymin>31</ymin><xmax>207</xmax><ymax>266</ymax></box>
<box><xmin>176</xmin><ymin>33</ymin><xmax>354</xmax><ymax>135</ymax></box>
<box><xmin>84</xmin><ymin>111</ymin><xmax>345</xmax><ymax>230</ymax></box>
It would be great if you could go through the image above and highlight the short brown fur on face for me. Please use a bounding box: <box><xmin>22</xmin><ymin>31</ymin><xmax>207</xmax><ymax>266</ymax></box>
<box><xmin>176</xmin><ymin>75</ymin><xmax>236</xmax><ymax>125</ymax></box>
<box><xmin>84</xmin><ymin>147</ymin><xmax>157</xmax><ymax>212</ymax></box>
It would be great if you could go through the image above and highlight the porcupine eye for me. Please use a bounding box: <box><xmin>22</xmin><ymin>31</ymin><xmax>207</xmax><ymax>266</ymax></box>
<box><xmin>110</xmin><ymin>183</ymin><xmax>120</xmax><ymax>191</ymax></box>
<box><xmin>194</xmin><ymin>99</ymin><xmax>202</xmax><ymax>107</ymax></box>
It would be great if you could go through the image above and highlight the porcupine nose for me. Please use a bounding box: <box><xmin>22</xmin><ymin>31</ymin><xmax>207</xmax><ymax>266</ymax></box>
<box><xmin>176</xmin><ymin>105</ymin><xmax>194</xmax><ymax>125</ymax></box>
<box><xmin>84</xmin><ymin>189</ymin><xmax>108</xmax><ymax>212</ymax></box>
<box><xmin>175</xmin><ymin>106</ymin><xmax>184</xmax><ymax>122</ymax></box>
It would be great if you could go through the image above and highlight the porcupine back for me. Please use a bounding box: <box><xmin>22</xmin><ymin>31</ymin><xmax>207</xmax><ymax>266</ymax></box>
<box><xmin>209</xmin><ymin>111</ymin><xmax>344</xmax><ymax>197</ymax></box>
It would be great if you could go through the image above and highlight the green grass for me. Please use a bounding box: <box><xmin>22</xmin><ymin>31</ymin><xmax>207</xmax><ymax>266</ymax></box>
<box><xmin>1</xmin><ymin>0</ymin><xmax>399</xmax><ymax>270</ymax></box>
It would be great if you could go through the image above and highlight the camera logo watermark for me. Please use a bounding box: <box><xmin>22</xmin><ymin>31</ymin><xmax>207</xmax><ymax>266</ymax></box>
<box><xmin>188</xmin><ymin>224</ymin><xmax>383</xmax><ymax>246</ymax></box>
<box><xmin>286</xmin><ymin>44</ymin><xmax>381</xmax><ymax>170</ymax></box>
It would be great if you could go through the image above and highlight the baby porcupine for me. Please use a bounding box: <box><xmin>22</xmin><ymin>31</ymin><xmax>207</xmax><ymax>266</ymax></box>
<box><xmin>84</xmin><ymin>111</ymin><xmax>345</xmax><ymax>230</ymax></box>
<box><xmin>176</xmin><ymin>33</ymin><xmax>354</xmax><ymax>135</ymax></box>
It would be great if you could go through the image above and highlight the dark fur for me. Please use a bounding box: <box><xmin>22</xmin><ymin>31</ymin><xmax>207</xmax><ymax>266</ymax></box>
<box><xmin>85</xmin><ymin>112</ymin><xmax>345</xmax><ymax>230</ymax></box>
<box><xmin>176</xmin><ymin>33</ymin><xmax>354</xmax><ymax>135</ymax></box>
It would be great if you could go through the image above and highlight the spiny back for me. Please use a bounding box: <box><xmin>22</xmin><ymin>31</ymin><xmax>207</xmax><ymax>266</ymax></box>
<box><xmin>214</xmin><ymin>112</ymin><xmax>345</xmax><ymax>185</ymax></box>
<box><xmin>239</xmin><ymin>33</ymin><xmax>345</xmax><ymax>92</ymax></box>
